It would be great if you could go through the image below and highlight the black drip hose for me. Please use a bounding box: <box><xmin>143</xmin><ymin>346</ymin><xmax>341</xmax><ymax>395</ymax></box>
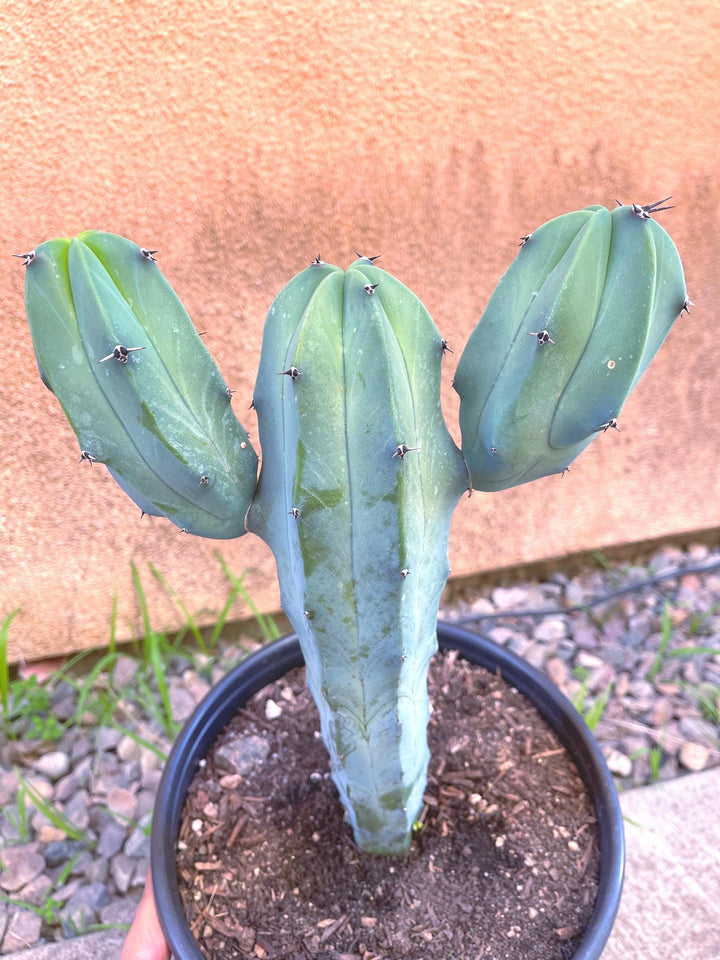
<box><xmin>443</xmin><ymin>557</ymin><xmax>720</xmax><ymax>627</ymax></box>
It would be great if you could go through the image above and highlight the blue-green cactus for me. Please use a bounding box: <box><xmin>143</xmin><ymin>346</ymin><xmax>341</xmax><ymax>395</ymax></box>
<box><xmin>247</xmin><ymin>258</ymin><xmax>468</xmax><ymax>853</ymax></box>
<box><xmin>454</xmin><ymin>200</ymin><xmax>689</xmax><ymax>491</ymax></box>
<box><xmin>19</xmin><ymin>200</ymin><xmax>688</xmax><ymax>856</ymax></box>
<box><xmin>22</xmin><ymin>232</ymin><xmax>257</xmax><ymax>538</ymax></box>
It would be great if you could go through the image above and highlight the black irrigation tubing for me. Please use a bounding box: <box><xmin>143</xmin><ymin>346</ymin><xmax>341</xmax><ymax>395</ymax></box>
<box><xmin>443</xmin><ymin>557</ymin><xmax>720</xmax><ymax>627</ymax></box>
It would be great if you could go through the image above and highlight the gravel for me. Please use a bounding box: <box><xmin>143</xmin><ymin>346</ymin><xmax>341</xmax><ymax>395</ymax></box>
<box><xmin>1</xmin><ymin>541</ymin><xmax>719</xmax><ymax>954</ymax></box>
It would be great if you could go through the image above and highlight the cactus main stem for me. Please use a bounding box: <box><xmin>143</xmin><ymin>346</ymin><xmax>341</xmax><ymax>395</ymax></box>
<box><xmin>248</xmin><ymin>259</ymin><xmax>468</xmax><ymax>855</ymax></box>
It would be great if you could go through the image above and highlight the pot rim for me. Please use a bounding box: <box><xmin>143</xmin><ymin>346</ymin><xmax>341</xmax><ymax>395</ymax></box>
<box><xmin>152</xmin><ymin>624</ymin><xmax>624</xmax><ymax>960</ymax></box>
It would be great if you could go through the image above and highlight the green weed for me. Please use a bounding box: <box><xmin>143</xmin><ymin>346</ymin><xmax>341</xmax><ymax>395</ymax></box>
<box><xmin>572</xmin><ymin>680</ymin><xmax>613</xmax><ymax>731</ymax></box>
<box><xmin>646</xmin><ymin>602</ymin><xmax>673</xmax><ymax>682</ymax></box>
<box><xmin>0</xmin><ymin>609</ymin><xmax>21</xmax><ymax>715</ymax></box>
<box><xmin>17</xmin><ymin>773</ymin><xmax>95</xmax><ymax>846</ymax></box>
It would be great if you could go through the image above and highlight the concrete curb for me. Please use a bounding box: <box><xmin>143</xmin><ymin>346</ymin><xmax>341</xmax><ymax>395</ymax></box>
<box><xmin>1</xmin><ymin>930</ymin><xmax>125</xmax><ymax>960</ymax></box>
<box><xmin>603</xmin><ymin>766</ymin><xmax>720</xmax><ymax>960</ymax></box>
<box><xmin>4</xmin><ymin>767</ymin><xmax>720</xmax><ymax>960</ymax></box>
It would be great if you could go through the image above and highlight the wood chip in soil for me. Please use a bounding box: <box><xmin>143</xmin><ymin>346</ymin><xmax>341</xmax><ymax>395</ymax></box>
<box><xmin>177</xmin><ymin>648</ymin><xmax>600</xmax><ymax>960</ymax></box>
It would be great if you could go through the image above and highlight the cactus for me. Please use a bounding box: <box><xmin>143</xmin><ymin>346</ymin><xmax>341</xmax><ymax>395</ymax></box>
<box><xmin>19</xmin><ymin>201</ymin><xmax>688</xmax><ymax>856</ymax></box>
<box><xmin>246</xmin><ymin>257</ymin><xmax>468</xmax><ymax>853</ymax></box>
<box><xmin>22</xmin><ymin>232</ymin><xmax>257</xmax><ymax>538</ymax></box>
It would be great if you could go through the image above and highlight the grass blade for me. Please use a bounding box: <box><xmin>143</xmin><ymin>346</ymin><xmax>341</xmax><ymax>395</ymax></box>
<box><xmin>17</xmin><ymin>773</ymin><xmax>95</xmax><ymax>846</ymax></box>
<box><xmin>214</xmin><ymin>552</ymin><xmax>280</xmax><ymax>642</ymax></box>
<box><xmin>148</xmin><ymin>562</ymin><xmax>207</xmax><ymax>653</ymax></box>
<box><xmin>0</xmin><ymin>609</ymin><xmax>21</xmax><ymax>715</ymax></box>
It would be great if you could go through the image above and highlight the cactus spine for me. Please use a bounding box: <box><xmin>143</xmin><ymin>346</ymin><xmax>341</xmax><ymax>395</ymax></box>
<box><xmin>20</xmin><ymin>200</ymin><xmax>688</xmax><ymax>856</ymax></box>
<box><xmin>247</xmin><ymin>258</ymin><xmax>468</xmax><ymax>854</ymax></box>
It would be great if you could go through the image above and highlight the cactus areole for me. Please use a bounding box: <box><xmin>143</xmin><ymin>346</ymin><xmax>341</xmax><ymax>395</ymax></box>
<box><xmin>21</xmin><ymin>202</ymin><xmax>688</xmax><ymax>856</ymax></box>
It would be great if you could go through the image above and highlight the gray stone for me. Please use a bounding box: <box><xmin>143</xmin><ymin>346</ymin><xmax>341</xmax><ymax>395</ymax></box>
<box><xmin>110</xmin><ymin>853</ymin><xmax>136</xmax><ymax>894</ymax></box>
<box><xmin>0</xmin><ymin>844</ymin><xmax>45</xmax><ymax>892</ymax></box>
<box><xmin>68</xmin><ymin>851</ymin><xmax>94</xmax><ymax>877</ymax></box>
<box><xmin>96</xmin><ymin>821</ymin><xmax>127</xmax><ymax>858</ymax></box>
<box><xmin>123</xmin><ymin>828</ymin><xmax>150</xmax><ymax>860</ymax></box>
<box><xmin>649</xmin><ymin>697</ymin><xmax>675</xmax><ymax>727</ymax></box>
<box><xmin>70</xmin><ymin>735</ymin><xmax>92</xmax><ymax>763</ymax></box>
<box><xmin>167</xmin><ymin>680</ymin><xmax>197</xmax><ymax>722</ymax></box>
<box><xmin>99</xmin><ymin>896</ymin><xmax>140</xmax><ymax>925</ymax></box>
<box><xmin>577</xmin><ymin>651</ymin><xmax>604</xmax><ymax>669</ymax></box>
<box><xmin>51</xmin><ymin>877</ymin><xmax>83</xmax><ymax>904</ymax></box>
<box><xmin>506</xmin><ymin>633</ymin><xmax>530</xmax><ymax>657</ymax></box>
<box><xmin>679</xmin><ymin>742</ymin><xmax>710</xmax><ymax>772</ymax></box>
<box><xmin>64</xmin><ymin>880</ymin><xmax>111</xmax><ymax>913</ymax></box>
<box><xmin>113</xmin><ymin>656</ymin><xmax>139</xmax><ymax>688</ymax></box>
<box><xmin>3</xmin><ymin>906</ymin><xmax>42</xmax><ymax>951</ymax></box>
<box><xmin>64</xmin><ymin>790</ymin><xmax>91</xmax><ymax>831</ymax></box>
<box><xmin>533</xmin><ymin>619</ymin><xmax>567</xmax><ymax>642</ymax></box>
<box><xmin>116</xmin><ymin>735</ymin><xmax>142</xmax><ymax>763</ymax></box>
<box><xmin>95</xmin><ymin>728</ymin><xmax>123</xmax><ymax>752</ymax></box>
<box><xmin>134</xmin><ymin>789</ymin><xmax>156</xmax><ymax>821</ymax></box>
<box><xmin>60</xmin><ymin>900</ymin><xmax>96</xmax><ymax>937</ymax></box>
<box><xmin>85</xmin><ymin>856</ymin><xmax>110</xmax><ymax>885</ymax></box>
<box><xmin>15</xmin><ymin>873</ymin><xmax>52</xmax><ymax>906</ymax></box>
<box><xmin>678</xmin><ymin>716</ymin><xmax>719</xmax><ymax>746</ymax></box>
<box><xmin>604</xmin><ymin>748</ymin><xmax>633</xmax><ymax>778</ymax></box>
<box><xmin>106</xmin><ymin>786</ymin><xmax>138</xmax><ymax>822</ymax></box>
<box><xmin>0</xmin><ymin>813</ymin><xmax>24</xmax><ymax>844</ymax></box>
<box><xmin>32</xmin><ymin>750</ymin><xmax>70</xmax><ymax>781</ymax></box>
<box><xmin>181</xmin><ymin>669</ymin><xmax>211</xmax><ymax>704</ymax></box>
<box><xmin>215</xmin><ymin>733</ymin><xmax>270</xmax><ymax>776</ymax></box>
<box><xmin>123</xmin><ymin>815</ymin><xmax>152</xmax><ymax>859</ymax></box>
<box><xmin>486</xmin><ymin>626</ymin><xmax>518</xmax><ymax>647</ymax></box>
<box><xmin>43</xmin><ymin>839</ymin><xmax>86</xmax><ymax>868</ymax></box>
<box><xmin>115</xmin><ymin>760</ymin><xmax>141</xmax><ymax>789</ymax></box>
<box><xmin>545</xmin><ymin>657</ymin><xmax>570</xmax><ymax>688</ymax></box>
<box><xmin>139</xmin><ymin>766</ymin><xmax>162</xmax><ymax>792</ymax></box>
<box><xmin>587</xmin><ymin>663</ymin><xmax>616</xmax><ymax>694</ymax></box>
<box><xmin>132</xmin><ymin>858</ymin><xmax>149</xmax><ymax>887</ymax></box>
<box><xmin>54</xmin><ymin>770</ymin><xmax>82</xmax><ymax>803</ymax></box>
<box><xmin>523</xmin><ymin>643</ymin><xmax>548</xmax><ymax>670</ymax></box>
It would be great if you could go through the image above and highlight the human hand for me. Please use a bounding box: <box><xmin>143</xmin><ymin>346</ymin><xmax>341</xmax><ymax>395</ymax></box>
<box><xmin>120</xmin><ymin>871</ymin><xmax>170</xmax><ymax>960</ymax></box>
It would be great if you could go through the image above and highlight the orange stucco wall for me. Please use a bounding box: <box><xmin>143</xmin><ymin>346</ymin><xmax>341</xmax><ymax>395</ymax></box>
<box><xmin>3</xmin><ymin>1</ymin><xmax>719</xmax><ymax>662</ymax></box>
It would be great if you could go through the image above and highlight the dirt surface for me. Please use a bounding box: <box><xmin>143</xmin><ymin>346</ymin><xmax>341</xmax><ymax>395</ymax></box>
<box><xmin>177</xmin><ymin>649</ymin><xmax>600</xmax><ymax>959</ymax></box>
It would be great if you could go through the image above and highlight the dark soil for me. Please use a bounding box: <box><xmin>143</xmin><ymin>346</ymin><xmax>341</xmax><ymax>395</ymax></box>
<box><xmin>177</xmin><ymin>649</ymin><xmax>600</xmax><ymax>960</ymax></box>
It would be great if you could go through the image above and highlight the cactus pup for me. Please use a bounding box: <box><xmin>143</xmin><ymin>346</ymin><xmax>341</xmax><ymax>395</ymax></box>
<box><xmin>20</xmin><ymin>200</ymin><xmax>688</xmax><ymax>855</ymax></box>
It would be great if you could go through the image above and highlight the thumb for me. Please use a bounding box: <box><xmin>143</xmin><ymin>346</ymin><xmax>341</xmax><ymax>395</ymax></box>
<box><xmin>120</xmin><ymin>871</ymin><xmax>171</xmax><ymax>960</ymax></box>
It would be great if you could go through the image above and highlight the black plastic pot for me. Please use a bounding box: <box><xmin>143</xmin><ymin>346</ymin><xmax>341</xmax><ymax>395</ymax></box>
<box><xmin>151</xmin><ymin>624</ymin><xmax>624</xmax><ymax>959</ymax></box>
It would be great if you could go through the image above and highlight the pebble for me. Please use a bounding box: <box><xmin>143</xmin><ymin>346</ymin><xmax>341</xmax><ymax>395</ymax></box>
<box><xmin>0</xmin><ymin>845</ymin><xmax>45</xmax><ymax>892</ymax></box>
<box><xmin>603</xmin><ymin>748</ymin><xmax>633</xmax><ymax>778</ymax></box>
<box><xmin>215</xmin><ymin>734</ymin><xmax>271</xmax><ymax>775</ymax></box>
<box><xmin>533</xmin><ymin>619</ymin><xmax>567</xmax><ymax>642</ymax></box>
<box><xmin>3</xmin><ymin>908</ymin><xmax>42</xmax><ymax>952</ymax></box>
<box><xmin>0</xmin><ymin>541</ymin><xmax>718</xmax><ymax>953</ymax></box>
<box><xmin>32</xmin><ymin>751</ymin><xmax>70</xmax><ymax>781</ymax></box>
<box><xmin>265</xmin><ymin>698</ymin><xmax>282</xmax><ymax>720</ymax></box>
<box><xmin>679</xmin><ymin>742</ymin><xmax>710</xmax><ymax>772</ymax></box>
<box><xmin>167</xmin><ymin>680</ymin><xmax>198</xmax><ymax>722</ymax></box>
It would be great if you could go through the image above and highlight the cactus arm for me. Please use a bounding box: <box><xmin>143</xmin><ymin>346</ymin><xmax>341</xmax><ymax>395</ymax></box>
<box><xmin>248</xmin><ymin>260</ymin><xmax>467</xmax><ymax>855</ymax></box>
<box><xmin>456</xmin><ymin>202</ymin><xmax>688</xmax><ymax>491</ymax></box>
<box><xmin>551</xmin><ymin>205</ymin><xmax>688</xmax><ymax>446</ymax></box>
<box><xmin>455</xmin><ymin>206</ymin><xmax>612</xmax><ymax>488</ymax></box>
<box><xmin>24</xmin><ymin>234</ymin><xmax>257</xmax><ymax>537</ymax></box>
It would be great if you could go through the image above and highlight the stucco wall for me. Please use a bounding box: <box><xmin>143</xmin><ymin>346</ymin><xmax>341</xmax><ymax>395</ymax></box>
<box><xmin>3</xmin><ymin>0</ymin><xmax>719</xmax><ymax>662</ymax></box>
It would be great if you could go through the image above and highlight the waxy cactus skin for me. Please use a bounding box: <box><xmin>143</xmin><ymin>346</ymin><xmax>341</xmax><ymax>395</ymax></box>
<box><xmin>23</xmin><ymin>232</ymin><xmax>257</xmax><ymax>538</ymax></box>
<box><xmin>20</xmin><ymin>200</ymin><xmax>688</xmax><ymax>855</ymax></box>
<box><xmin>247</xmin><ymin>258</ymin><xmax>468</xmax><ymax>854</ymax></box>
<box><xmin>454</xmin><ymin>202</ymin><xmax>689</xmax><ymax>491</ymax></box>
